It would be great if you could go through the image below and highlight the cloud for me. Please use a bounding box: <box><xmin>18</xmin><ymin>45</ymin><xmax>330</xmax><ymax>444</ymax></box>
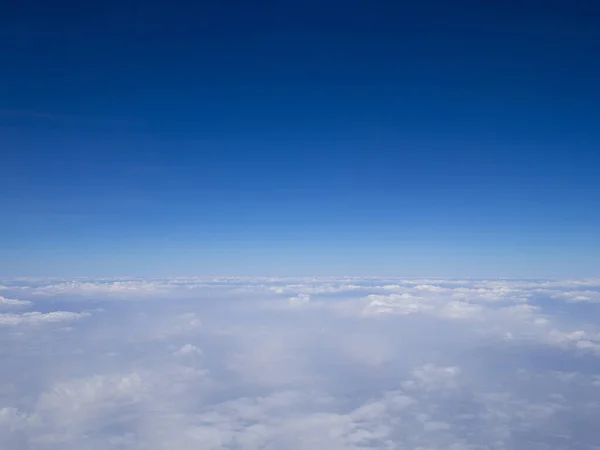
<box><xmin>363</xmin><ymin>293</ymin><xmax>432</xmax><ymax>316</ymax></box>
<box><xmin>0</xmin><ymin>311</ymin><xmax>89</xmax><ymax>326</ymax></box>
<box><xmin>30</xmin><ymin>280</ymin><xmax>170</xmax><ymax>296</ymax></box>
<box><xmin>0</xmin><ymin>277</ymin><xmax>600</xmax><ymax>448</ymax></box>
<box><xmin>407</xmin><ymin>364</ymin><xmax>462</xmax><ymax>391</ymax></box>
<box><xmin>0</xmin><ymin>296</ymin><xmax>31</xmax><ymax>307</ymax></box>
<box><xmin>174</xmin><ymin>344</ymin><xmax>203</xmax><ymax>357</ymax></box>
<box><xmin>289</xmin><ymin>293</ymin><xmax>311</xmax><ymax>305</ymax></box>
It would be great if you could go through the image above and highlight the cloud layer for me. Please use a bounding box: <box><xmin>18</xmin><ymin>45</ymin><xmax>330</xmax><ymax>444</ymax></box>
<box><xmin>1</xmin><ymin>276</ymin><xmax>600</xmax><ymax>449</ymax></box>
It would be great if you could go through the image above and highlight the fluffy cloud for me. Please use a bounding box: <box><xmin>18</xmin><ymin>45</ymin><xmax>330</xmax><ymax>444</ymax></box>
<box><xmin>174</xmin><ymin>343</ymin><xmax>203</xmax><ymax>357</ymax></box>
<box><xmin>363</xmin><ymin>293</ymin><xmax>432</xmax><ymax>315</ymax></box>
<box><xmin>289</xmin><ymin>293</ymin><xmax>311</xmax><ymax>306</ymax></box>
<box><xmin>1</xmin><ymin>277</ymin><xmax>600</xmax><ymax>448</ymax></box>
<box><xmin>0</xmin><ymin>295</ymin><xmax>31</xmax><ymax>307</ymax></box>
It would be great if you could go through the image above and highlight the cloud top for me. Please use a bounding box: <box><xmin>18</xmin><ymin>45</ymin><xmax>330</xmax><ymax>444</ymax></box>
<box><xmin>1</xmin><ymin>276</ymin><xmax>600</xmax><ymax>448</ymax></box>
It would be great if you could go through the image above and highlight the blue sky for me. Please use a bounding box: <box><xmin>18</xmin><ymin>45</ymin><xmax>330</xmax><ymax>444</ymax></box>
<box><xmin>2</xmin><ymin>1</ymin><xmax>600</xmax><ymax>277</ymax></box>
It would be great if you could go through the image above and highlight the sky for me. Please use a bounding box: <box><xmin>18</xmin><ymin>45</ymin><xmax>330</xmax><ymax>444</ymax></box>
<box><xmin>4</xmin><ymin>4</ymin><xmax>600</xmax><ymax>448</ymax></box>
<box><xmin>2</xmin><ymin>0</ymin><xmax>600</xmax><ymax>277</ymax></box>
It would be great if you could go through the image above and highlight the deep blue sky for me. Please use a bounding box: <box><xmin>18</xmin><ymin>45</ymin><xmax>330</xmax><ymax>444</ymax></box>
<box><xmin>2</xmin><ymin>0</ymin><xmax>600</xmax><ymax>277</ymax></box>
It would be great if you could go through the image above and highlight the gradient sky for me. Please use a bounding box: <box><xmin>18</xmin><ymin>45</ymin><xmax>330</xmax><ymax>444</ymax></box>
<box><xmin>2</xmin><ymin>0</ymin><xmax>600</xmax><ymax>277</ymax></box>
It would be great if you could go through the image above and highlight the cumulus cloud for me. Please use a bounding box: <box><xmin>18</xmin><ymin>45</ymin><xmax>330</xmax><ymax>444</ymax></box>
<box><xmin>0</xmin><ymin>295</ymin><xmax>31</xmax><ymax>307</ymax></box>
<box><xmin>1</xmin><ymin>277</ymin><xmax>600</xmax><ymax>448</ymax></box>
<box><xmin>363</xmin><ymin>293</ymin><xmax>432</xmax><ymax>316</ymax></box>
<box><xmin>289</xmin><ymin>293</ymin><xmax>311</xmax><ymax>305</ymax></box>
<box><xmin>174</xmin><ymin>343</ymin><xmax>203</xmax><ymax>357</ymax></box>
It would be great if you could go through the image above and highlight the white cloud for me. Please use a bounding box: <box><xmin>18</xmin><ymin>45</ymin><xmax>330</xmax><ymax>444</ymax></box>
<box><xmin>30</xmin><ymin>280</ymin><xmax>171</xmax><ymax>297</ymax></box>
<box><xmin>362</xmin><ymin>293</ymin><xmax>432</xmax><ymax>316</ymax></box>
<box><xmin>551</xmin><ymin>290</ymin><xmax>600</xmax><ymax>303</ymax></box>
<box><xmin>0</xmin><ymin>296</ymin><xmax>31</xmax><ymax>307</ymax></box>
<box><xmin>289</xmin><ymin>293</ymin><xmax>311</xmax><ymax>306</ymax></box>
<box><xmin>405</xmin><ymin>364</ymin><xmax>462</xmax><ymax>391</ymax></box>
<box><xmin>0</xmin><ymin>311</ymin><xmax>89</xmax><ymax>326</ymax></box>
<box><xmin>439</xmin><ymin>301</ymin><xmax>483</xmax><ymax>319</ymax></box>
<box><xmin>413</xmin><ymin>284</ymin><xmax>446</xmax><ymax>292</ymax></box>
<box><xmin>0</xmin><ymin>277</ymin><xmax>599</xmax><ymax>448</ymax></box>
<box><xmin>174</xmin><ymin>344</ymin><xmax>203</xmax><ymax>357</ymax></box>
